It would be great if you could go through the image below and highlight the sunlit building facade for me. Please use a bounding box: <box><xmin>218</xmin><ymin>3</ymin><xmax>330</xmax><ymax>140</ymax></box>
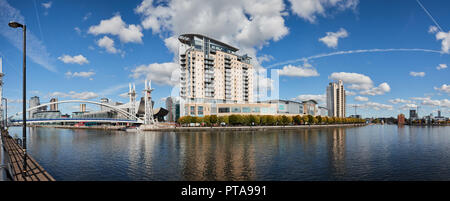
<box><xmin>326</xmin><ymin>80</ymin><xmax>346</xmax><ymax>118</ymax></box>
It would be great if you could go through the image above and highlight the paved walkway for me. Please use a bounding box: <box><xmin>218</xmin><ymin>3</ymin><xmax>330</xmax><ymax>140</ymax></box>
<box><xmin>0</xmin><ymin>136</ymin><xmax>6</xmax><ymax>181</ymax></box>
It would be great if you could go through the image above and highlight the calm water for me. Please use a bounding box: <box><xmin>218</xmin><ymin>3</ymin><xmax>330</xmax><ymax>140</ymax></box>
<box><xmin>6</xmin><ymin>125</ymin><xmax>450</xmax><ymax>181</ymax></box>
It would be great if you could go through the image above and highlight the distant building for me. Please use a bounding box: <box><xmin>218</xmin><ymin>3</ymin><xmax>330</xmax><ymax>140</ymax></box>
<box><xmin>49</xmin><ymin>98</ymin><xmax>58</xmax><ymax>111</ymax></box>
<box><xmin>80</xmin><ymin>104</ymin><xmax>86</xmax><ymax>112</ymax></box>
<box><xmin>398</xmin><ymin>114</ymin><xmax>405</xmax><ymax>125</ymax></box>
<box><xmin>326</xmin><ymin>80</ymin><xmax>346</xmax><ymax>118</ymax></box>
<box><xmin>318</xmin><ymin>106</ymin><xmax>328</xmax><ymax>117</ymax></box>
<box><xmin>435</xmin><ymin>110</ymin><xmax>446</xmax><ymax>122</ymax></box>
<box><xmin>166</xmin><ymin>97</ymin><xmax>174</xmax><ymax>122</ymax></box>
<box><xmin>33</xmin><ymin>110</ymin><xmax>61</xmax><ymax>119</ymax></box>
<box><xmin>302</xmin><ymin>100</ymin><xmax>318</xmax><ymax>116</ymax></box>
<box><xmin>350</xmin><ymin>114</ymin><xmax>361</xmax><ymax>119</ymax></box>
<box><xmin>100</xmin><ymin>98</ymin><xmax>109</xmax><ymax>111</ymax></box>
<box><xmin>29</xmin><ymin>96</ymin><xmax>46</xmax><ymax>117</ymax></box>
<box><xmin>29</xmin><ymin>96</ymin><xmax>40</xmax><ymax>117</ymax></box>
<box><xmin>261</xmin><ymin>100</ymin><xmax>303</xmax><ymax>114</ymax></box>
<box><xmin>409</xmin><ymin>109</ymin><xmax>418</xmax><ymax>120</ymax></box>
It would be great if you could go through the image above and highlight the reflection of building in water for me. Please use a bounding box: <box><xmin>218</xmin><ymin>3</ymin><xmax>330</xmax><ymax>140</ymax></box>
<box><xmin>180</xmin><ymin>132</ymin><xmax>256</xmax><ymax>180</ymax></box>
<box><xmin>328</xmin><ymin>128</ymin><xmax>346</xmax><ymax>177</ymax></box>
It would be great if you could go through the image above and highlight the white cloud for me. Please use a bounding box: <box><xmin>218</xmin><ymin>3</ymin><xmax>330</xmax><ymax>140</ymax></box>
<box><xmin>434</xmin><ymin>84</ymin><xmax>450</xmax><ymax>94</ymax></box>
<box><xmin>436</xmin><ymin>64</ymin><xmax>447</xmax><ymax>70</ymax></box>
<box><xmin>329</xmin><ymin>72</ymin><xmax>373</xmax><ymax>90</ymax></box>
<box><xmin>428</xmin><ymin>25</ymin><xmax>438</xmax><ymax>33</ymax></box>
<box><xmin>7</xmin><ymin>99</ymin><xmax>23</xmax><ymax>103</ymax></box>
<box><xmin>288</xmin><ymin>0</ymin><xmax>358</xmax><ymax>23</ymax></box>
<box><xmin>278</xmin><ymin>63</ymin><xmax>319</xmax><ymax>77</ymax></box>
<box><xmin>58</xmin><ymin>54</ymin><xmax>89</xmax><ymax>65</ymax></box>
<box><xmin>389</xmin><ymin>98</ymin><xmax>413</xmax><ymax>104</ymax></box>
<box><xmin>42</xmin><ymin>1</ymin><xmax>52</xmax><ymax>8</ymax></box>
<box><xmin>329</xmin><ymin>72</ymin><xmax>390</xmax><ymax>96</ymax></box>
<box><xmin>119</xmin><ymin>92</ymin><xmax>129</xmax><ymax>98</ymax></box>
<box><xmin>412</xmin><ymin>97</ymin><xmax>450</xmax><ymax>108</ymax></box>
<box><xmin>130</xmin><ymin>62</ymin><xmax>180</xmax><ymax>86</ymax></box>
<box><xmin>435</xmin><ymin>31</ymin><xmax>450</xmax><ymax>53</ymax></box>
<box><xmin>74</xmin><ymin>27</ymin><xmax>81</xmax><ymax>35</ymax></box>
<box><xmin>354</xmin><ymin>96</ymin><xmax>368</xmax><ymax>102</ymax></box>
<box><xmin>360</xmin><ymin>82</ymin><xmax>390</xmax><ymax>96</ymax></box>
<box><xmin>83</xmin><ymin>12</ymin><xmax>91</xmax><ymax>21</ymax></box>
<box><xmin>292</xmin><ymin>94</ymin><xmax>326</xmax><ymax>103</ymax></box>
<box><xmin>345</xmin><ymin>90</ymin><xmax>356</xmax><ymax>96</ymax></box>
<box><xmin>409</xmin><ymin>71</ymin><xmax>425</xmax><ymax>77</ymax></box>
<box><xmin>88</xmin><ymin>14</ymin><xmax>143</xmax><ymax>43</ymax></box>
<box><xmin>400</xmin><ymin>103</ymin><xmax>418</xmax><ymax>110</ymax></box>
<box><xmin>134</xmin><ymin>0</ymin><xmax>289</xmax><ymax>61</ymax></box>
<box><xmin>49</xmin><ymin>91</ymin><xmax>99</xmax><ymax>100</ymax></box>
<box><xmin>361</xmin><ymin>102</ymin><xmax>393</xmax><ymax>111</ymax></box>
<box><xmin>97</xmin><ymin>36</ymin><xmax>119</xmax><ymax>54</ymax></box>
<box><xmin>0</xmin><ymin>0</ymin><xmax>56</xmax><ymax>71</ymax></box>
<box><xmin>318</xmin><ymin>28</ymin><xmax>348</xmax><ymax>48</ymax></box>
<box><xmin>257</xmin><ymin>54</ymin><xmax>274</xmax><ymax>64</ymax></box>
<box><xmin>65</xmin><ymin>71</ymin><xmax>95</xmax><ymax>79</ymax></box>
<box><xmin>163</xmin><ymin>36</ymin><xmax>180</xmax><ymax>56</ymax></box>
<box><xmin>134</xmin><ymin>0</ymin><xmax>291</xmax><ymax>94</ymax></box>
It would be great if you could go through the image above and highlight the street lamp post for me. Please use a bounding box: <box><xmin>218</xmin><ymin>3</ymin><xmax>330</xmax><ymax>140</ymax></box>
<box><xmin>8</xmin><ymin>21</ymin><xmax>27</xmax><ymax>177</ymax></box>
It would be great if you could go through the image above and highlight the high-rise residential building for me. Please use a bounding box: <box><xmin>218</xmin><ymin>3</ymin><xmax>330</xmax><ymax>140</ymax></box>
<box><xmin>80</xmin><ymin>104</ymin><xmax>86</xmax><ymax>112</ymax></box>
<box><xmin>29</xmin><ymin>96</ymin><xmax>40</xmax><ymax>117</ymax></box>
<box><xmin>178</xmin><ymin>34</ymin><xmax>253</xmax><ymax>103</ymax></box>
<box><xmin>49</xmin><ymin>98</ymin><xmax>58</xmax><ymax>111</ymax></box>
<box><xmin>326</xmin><ymin>80</ymin><xmax>346</xmax><ymax>118</ymax></box>
<box><xmin>165</xmin><ymin>97</ymin><xmax>174</xmax><ymax>122</ymax></box>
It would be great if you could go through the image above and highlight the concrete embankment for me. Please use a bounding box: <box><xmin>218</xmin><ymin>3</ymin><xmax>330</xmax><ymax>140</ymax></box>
<box><xmin>141</xmin><ymin>123</ymin><xmax>367</xmax><ymax>132</ymax></box>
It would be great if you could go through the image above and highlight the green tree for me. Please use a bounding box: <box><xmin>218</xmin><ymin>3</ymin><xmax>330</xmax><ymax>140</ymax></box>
<box><xmin>266</xmin><ymin>115</ymin><xmax>276</xmax><ymax>125</ymax></box>
<box><xmin>307</xmin><ymin>115</ymin><xmax>314</xmax><ymax>124</ymax></box>
<box><xmin>312</xmin><ymin>116</ymin><xmax>318</xmax><ymax>124</ymax></box>
<box><xmin>302</xmin><ymin>115</ymin><xmax>309</xmax><ymax>124</ymax></box>
<box><xmin>210</xmin><ymin>115</ymin><xmax>218</xmax><ymax>125</ymax></box>
<box><xmin>293</xmin><ymin>115</ymin><xmax>302</xmax><ymax>125</ymax></box>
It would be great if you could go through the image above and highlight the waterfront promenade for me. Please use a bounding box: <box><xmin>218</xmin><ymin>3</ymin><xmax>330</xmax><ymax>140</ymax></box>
<box><xmin>1</xmin><ymin>129</ymin><xmax>54</xmax><ymax>181</ymax></box>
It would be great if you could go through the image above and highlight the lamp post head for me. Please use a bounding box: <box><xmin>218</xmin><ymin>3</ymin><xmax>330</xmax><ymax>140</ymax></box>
<box><xmin>8</xmin><ymin>21</ymin><xmax>23</xmax><ymax>28</ymax></box>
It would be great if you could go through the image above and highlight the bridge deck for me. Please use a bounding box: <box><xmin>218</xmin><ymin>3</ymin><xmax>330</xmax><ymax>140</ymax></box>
<box><xmin>1</xmin><ymin>130</ymin><xmax>55</xmax><ymax>181</ymax></box>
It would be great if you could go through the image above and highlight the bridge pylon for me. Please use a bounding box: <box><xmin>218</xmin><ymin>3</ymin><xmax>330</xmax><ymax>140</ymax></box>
<box><xmin>128</xmin><ymin>83</ymin><xmax>137</xmax><ymax>119</ymax></box>
<box><xmin>143</xmin><ymin>80</ymin><xmax>155</xmax><ymax>125</ymax></box>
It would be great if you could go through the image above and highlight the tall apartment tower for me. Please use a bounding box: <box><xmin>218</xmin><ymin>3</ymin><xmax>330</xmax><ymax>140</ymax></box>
<box><xmin>49</xmin><ymin>98</ymin><xmax>58</xmax><ymax>111</ymax></box>
<box><xmin>80</xmin><ymin>104</ymin><xmax>86</xmax><ymax>112</ymax></box>
<box><xmin>29</xmin><ymin>96</ymin><xmax>41</xmax><ymax>117</ymax></box>
<box><xmin>326</xmin><ymin>80</ymin><xmax>346</xmax><ymax>117</ymax></box>
<box><xmin>178</xmin><ymin>34</ymin><xmax>253</xmax><ymax>103</ymax></box>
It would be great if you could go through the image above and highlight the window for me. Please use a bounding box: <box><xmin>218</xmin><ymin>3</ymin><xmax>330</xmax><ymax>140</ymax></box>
<box><xmin>218</xmin><ymin>107</ymin><xmax>230</xmax><ymax>113</ymax></box>
<box><xmin>242</xmin><ymin>107</ymin><xmax>251</xmax><ymax>113</ymax></box>
<box><xmin>190</xmin><ymin>106</ymin><xmax>195</xmax><ymax>115</ymax></box>
<box><xmin>252</xmin><ymin>107</ymin><xmax>260</xmax><ymax>113</ymax></box>
<box><xmin>198</xmin><ymin>106</ymin><xmax>204</xmax><ymax>115</ymax></box>
<box><xmin>232</xmin><ymin>107</ymin><xmax>241</xmax><ymax>113</ymax></box>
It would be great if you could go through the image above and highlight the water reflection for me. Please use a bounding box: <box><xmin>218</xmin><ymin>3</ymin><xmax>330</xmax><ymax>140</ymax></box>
<box><xmin>7</xmin><ymin>125</ymin><xmax>450</xmax><ymax>180</ymax></box>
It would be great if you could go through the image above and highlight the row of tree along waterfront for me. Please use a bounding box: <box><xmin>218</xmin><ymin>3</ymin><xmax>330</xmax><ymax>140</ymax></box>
<box><xmin>177</xmin><ymin>115</ymin><xmax>366</xmax><ymax>127</ymax></box>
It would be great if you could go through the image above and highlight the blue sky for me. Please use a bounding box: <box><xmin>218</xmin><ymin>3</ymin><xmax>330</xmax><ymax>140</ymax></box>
<box><xmin>0</xmin><ymin>0</ymin><xmax>449</xmax><ymax>118</ymax></box>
